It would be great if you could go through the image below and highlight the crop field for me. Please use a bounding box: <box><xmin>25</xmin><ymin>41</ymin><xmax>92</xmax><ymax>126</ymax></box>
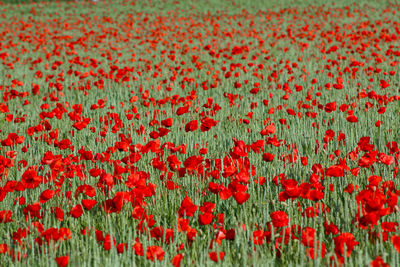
<box><xmin>0</xmin><ymin>0</ymin><xmax>400</xmax><ymax>266</ymax></box>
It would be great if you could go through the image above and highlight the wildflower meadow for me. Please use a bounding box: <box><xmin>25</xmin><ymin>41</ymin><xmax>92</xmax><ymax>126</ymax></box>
<box><xmin>0</xmin><ymin>0</ymin><xmax>400</xmax><ymax>266</ymax></box>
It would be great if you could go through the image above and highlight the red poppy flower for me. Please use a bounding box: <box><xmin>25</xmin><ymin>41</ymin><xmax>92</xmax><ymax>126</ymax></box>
<box><xmin>392</xmin><ymin>235</ymin><xmax>400</xmax><ymax>254</ymax></box>
<box><xmin>260</xmin><ymin>124</ymin><xmax>276</xmax><ymax>136</ymax></box>
<box><xmin>281</xmin><ymin>179</ymin><xmax>301</xmax><ymax>199</ymax></box>
<box><xmin>199</xmin><ymin>202</ymin><xmax>215</xmax><ymax>213</ymax></box>
<box><xmin>73</xmin><ymin>121</ymin><xmax>88</xmax><ymax>131</ymax></box>
<box><xmin>334</xmin><ymin>233</ymin><xmax>358</xmax><ymax>257</ymax></box>
<box><xmin>39</xmin><ymin>189</ymin><xmax>55</xmax><ymax>203</ymax></box>
<box><xmin>178</xmin><ymin>196</ymin><xmax>198</xmax><ymax>217</ymax></box>
<box><xmin>158</xmin><ymin>127</ymin><xmax>170</xmax><ymax>137</ymax></box>
<box><xmin>306</xmin><ymin>242</ymin><xmax>326</xmax><ymax>259</ymax></box>
<box><xmin>146</xmin><ymin>246</ymin><xmax>165</xmax><ymax>261</ymax></box>
<box><xmin>55</xmin><ymin>255</ymin><xmax>69</xmax><ymax>267</ymax></box>
<box><xmin>262</xmin><ymin>153</ymin><xmax>275</xmax><ymax>162</ymax></box>
<box><xmin>326</xmin><ymin>165</ymin><xmax>345</xmax><ymax>177</ymax></box>
<box><xmin>52</xmin><ymin>207</ymin><xmax>64</xmax><ymax>222</ymax></box>
<box><xmin>233</xmin><ymin>191</ymin><xmax>250</xmax><ymax>205</ymax></box>
<box><xmin>183</xmin><ymin>155</ymin><xmax>203</xmax><ymax>172</ymax></box>
<box><xmin>270</xmin><ymin>211</ymin><xmax>289</xmax><ymax>228</ymax></box>
<box><xmin>70</xmin><ymin>204</ymin><xmax>83</xmax><ymax>218</ymax></box>
<box><xmin>254</xmin><ymin>176</ymin><xmax>266</xmax><ymax>185</ymax></box>
<box><xmin>219</xmin><ymin>188</ymin><xmax>232</xmax><ymax>200</ymax></box>
<box><xmin>371</xmin><ymin>256</ymin><xmax>389</xmax><ymax>267</ymax></box>
<box><xmin>102</xmin><ymin>194</ymin><xmax>124</xmax><ymax>214</ymax></box>
<box><xmin>301</xmin><ymin>227</ymin><xmax>316</xmax><ymax>247</ymax></box>
<box><xmin>346</xmin><ymin>115</ymin><xmax>358</xmax><ymax>123</ymax></box>
<box><xmin>200</xmin><ymin>117</ymin><xmax>218</xmax><ymax>132</ymax></box>
<box><xmin>21</xmin><ymin>167</ymin><xmax>42</xmax><ymax>189</ymax></box>
<box><xmin>0</xmin><ymin>210</ymin><xmax>13</xmax><ymax>223</ymax></box>
<box><xmin>199</xmin><ymin>212</ymin><xmax>213</xmax><ymax>225</ymax></box>
<box><xmin>31</xmin><ymin>83</ymin><xmax>40</xmax><ymax>95</ymax></box>
<box><xmin>161</xmin><ymin>118</ymin><xmax>173</xmax><ymax>127</ymax></box>
<box><xmin>209</xmin><ymin>251</ymin><xmax>225</xmax><ymax>262</ymax></box>
<box><xmin>81</xmin><ymin>199</ymin><xmax>98</xmax><ymax>211</ymax></box>
<box><xmin>324</xmin><ymin>102</ymin><xmax>337</xmax><ymax>113</ymax></box>
<box><xmin>23</xmin><ymin>203</ymin><xmax>42</xmax><ymax>219</ymax></box>
<box><xmin>133</xmin><ymin>240</ymin><xmax>144</xmax><ymax>256</ymax></box>
<box><xmin>171</xmin><ymin>253</ymin><xmax>184</xmax><ymax>267</ymax></box>
<box><xmin>0</xmin><ymin>243</ymin><xmax>10</xmax><ymax>254</ymax></box>
<box><xmin>381</xmin><ymin>222</ymin><xmax>398</xmax><ymax>232</ymax></box>
<box><xmin>378</xmin><ymin>153</ymin><xmax>394</xmax><ymax>165</ymax></box>
<box><xmin>176</xmin><ymin>105</ymin><xmax>189</xmax><ymax>116</ymax></box>
<box><xmin>185</xmin><ymin>120</ymin><xmax>198</xmax><ymax>132</ymax></box>
<box><xmin>116</xmin><ymin>243</ymin><xmax>128</xmax><ymax>254</ymax></box>
<box><xmin>199</xmin><ymin>148</ymin><xmax>207</xmax><ymax>154</ymax></box>
<box><xmin>380</xmin><ymin>80</ymin><xmax>389</xmax><ymax>88</ymax></box>
<box><xmin>300</xmin><ymin>156</ymin><xmax>308</xmax><ymax>166</ymax></box>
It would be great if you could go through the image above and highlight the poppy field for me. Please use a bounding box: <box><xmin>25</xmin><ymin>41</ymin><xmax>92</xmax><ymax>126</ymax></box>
<box><xmin>1</xmin><ymin>0</ymin><xmax>400</xmax><ymax>266</ymax></box>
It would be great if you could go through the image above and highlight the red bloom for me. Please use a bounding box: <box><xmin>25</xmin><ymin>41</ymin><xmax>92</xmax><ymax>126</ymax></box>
<box><xmin>102</xmin><ymin>194</ymin><xmax>124</xmax><ymax>214</ymax></box>
<box><xmin>52</xmin><ymin>207</ymin><xmax>64</xmax><ymax>222</ymax></box>
<box><xmin>21</xmin><ymin>167</ymin><xmax>42</xmax><ymax>189</ymax></box>
<box><xmin>55</xmin><ymin>255</ymin><xmax>69</xmax><ymax>267</ymax></box>
<box><xmin>158</xmin><ymin>127</ymin><xmax>170</xmax><ymax>137</ymax></box>
<box><xmin>23</xmin><ymin>203</ymin><xmax>42</xmax><ymax>219</ymax></box>
<box><xmin>161</xmin><ymin>118</ymin><xmax>173</xmax><ymax>127</ymax></box>
<box><xmin>371</xmin><ymin>256</ymin><xmax>389</xmax><ymax>267</ymax></box>
<box><xmin>57</xmin><ymin>139</ymin><xmax>72</xmax><ymax>150</ymax></box>
<box><xmin>178</xmin><ymin>196</ymin><xmax>198</xmax><ymax>217</ymax></box>
<box><xmin>326</xmin><ymin>165</ymin><xmax>345</xmax><ymax>177</ymax></box>
<box><xmin>260</xmin><ymin>124</ymin><xmax>276</xmax><ymax>136</ymax></box>
<box><xmin>346</xmin><ymin>115</ymin><xmax>358</xmax><ymax>123</ymax></box>
<box><xmin>377</xmin><ymin>107</ymin><xmax>386</xmax><ymax>114</ymax></box>
<box><xmin>306</xmin><ymin>242</ymin><xmax>326</xmax><ymax>259</ymax></box>
<box><xmin>324</xmin><ymin>102</ymin><xmax>337</xmax><ymax>113</ymax></box>
<box><xmin>176</xmin><ymin>105</ymin><xmax>189</xmax><ymax>116</ymax></box>
<box><xmin>199</xmin><ymin>202</ymin><xmax>215</xmax><ymax>213</ymax></box>
<box><xmin>171</xmin><ymin>253</ymin><xmax>184</xmax><ymax>267</ymax></box>
<box><xmin>81</xmin><ymin>199</ymin><xmax>98</xmax><ymax>210</ymax></box>
<box><xmin>199</xmin><ymin>212</ymin><xmax>213</xmax><ymax>225</ymax></box>
<box><xmin>281</xmin><ymin>179</ymin><xmax>301</xmax><ymax>199</ymax></box>
<box><xmin>0</xmin><ymin>210</ymin><xmax>13</xmax><ymax>223</ymax></box>
<box><xmin>392</xmin><ymin>235</ymin><xmax>400</xmax><ymax>254</ymax></box>
<box><xmin>262</xmin><ymin>153</ymin><xmax>275</xmax><ymax>162</ymax></box>
<box><xmin>233</xmin><ymin>191</ymin><xmax>250</xmax><ymax>205</ymax></box>
<box><xmin>209</xmin><ymin>251</ymin><xmax>225</xmax><ymax>262</ymax></box>
<box><xmin>334</xmin><ymin>233</ymin><xmax>358</xmax><ymax>258</ymax></box>
<box><xmin>380</xmin><ymin>79</ymin><xmax>389</xmax><ymax>89</ymax></box>
<box><xmin>73</xmin><ymin>121</ymin><xmax>88</xmax><ymax>131</ymax></box>
<box><xmin>200</xmin><ymin>117</ymin><xmax>218</xmax><ymax>132</ymax></box>
<box><xmin>32</xmin><ymin>83</ymin><xmax>40</xmax><ymax>95</ymax></box>
<box><xmin>300</xmin><ymin>156</ymin><xmax>308</xmax><ymax>166</ymax></box>
<box><xmin>116</xmin><ymin>243</ymin><xmax>128</xmax><ymax>254</ymax></box>
<box><xmin>381</xmin><ymin>222</ymin><xmax>398</xmax><ymax>232</ymax></box>
<box><xmin>185</xmin><ymin>120</ymin><xmax>198</xmax><ymax>132</ymax></box>
<box><xmin>301</xmin><ymin>227</ymin><xmax>316</xmax><ymax>247</ymax></box>
<box><xmin>378</xmin><ymin>153</ymin><xmax>394</xmax><ymax>165</ymax></box>
<box><xmin>270</xmin><ymin>211</ymin><xmax>289</xmax><ymax>228</ymax></box>
<box><xmin>219</xmin><ymin>188</ymin><xmax>232</xmax><ymax>200</ymax></box>
<box><xmin>70</xmin><ymin>204</ymin><xmax>83</xmax><ymax>218</ymax></box>
<box><xmin>146</xmin><ymin>246</ymin><xmax>165</xmax><ymax>261</ymax></box>
<box><xmin>199</xmin><ymin>148</ymin><xmax>207</xmax><ymax>154</ymax></box>
<box><xmin>0</xmin><ymin>243</ymin><xmax>10</xmax><ymax>254</ymax></box>
<box><xmin>39</xmin><ymin>189</ymin><xmax>55</xmax><ymax>203</ymax></box>
<box><xmin>183</xmin><ymin>155</ymin><xmax>203</xmax><ymax>172</ymax></box>
<box><xmin>133</xmin><ymin>240</ymin><xmax>144</xmax><ymax>256</ymax></box>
